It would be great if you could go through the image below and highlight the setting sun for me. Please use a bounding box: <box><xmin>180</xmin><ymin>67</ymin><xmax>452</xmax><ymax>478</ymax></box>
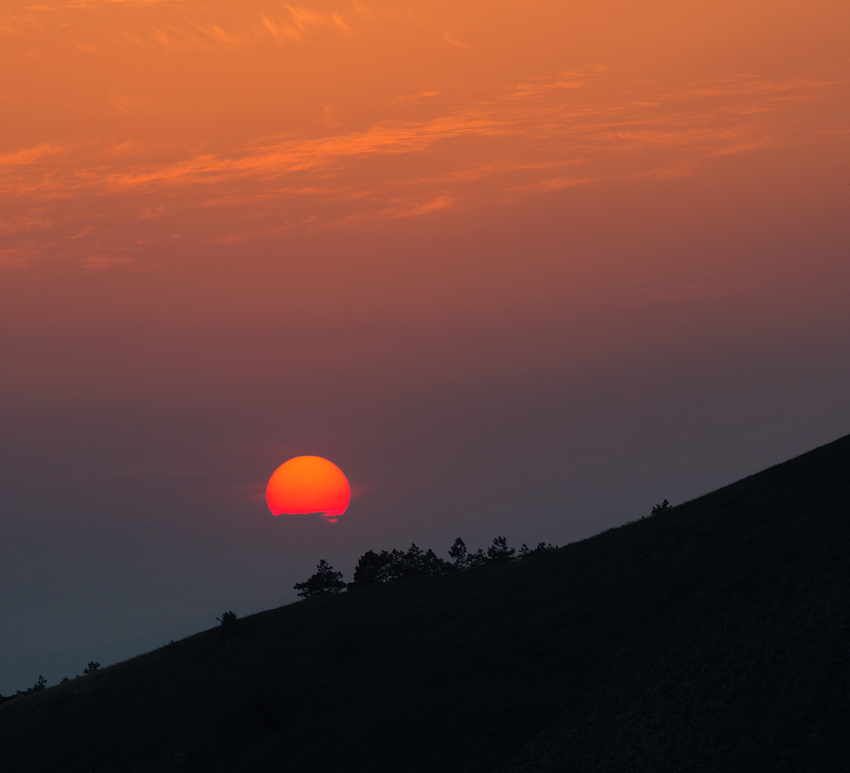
<box><xmin>266</xmin><ymin>456</ymin><xmax>351</xmax><ymax>522</ymax></box>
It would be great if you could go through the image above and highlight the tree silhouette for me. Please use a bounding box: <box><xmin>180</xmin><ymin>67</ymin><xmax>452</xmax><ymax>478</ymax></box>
<box><xmin>651</xmin><ymin>499</ymin><xmax>672</xmax><ymax>515</ymax></box>
<box><xmin>341</xmin><ymin>535</ymin><xmax>556</xmax><ymax>593</ymax></box>
<box><xmin>381</xmin><ymin>548</ymin><xmax>410</xmax><ymax>582</ymax></box>
<box><xmin>396</xmin><ymin>543</ymin><xmax>450</xmax><ymax>580</ymax></box>
<box><xmin>518</xmin><ymin>541</ymin><xmax>558</xmax><ymax>558</ymax></box>
<box><xmin>13</xmin><ymin>675</ymin><xmax>48</xmax><ymax>697</ymax></box>
<box><xmin>294</xmin><ymin>559</ymin><xmax>346</xmax><ymax>599</ymax></box>
<box><xmin>448</xmin><ymin>537</ymin><xmax>469</xmax><ymax>570</ymax></box>
<box><xmin>353</xmin><ymin>550</ymin><xmax>393</xmax><ymax>585</ymax></box>
<box><xmin>216</xmin><ymin>610</ymin><xmax>239</xmax><ymax>638</ymax></box>
<box><xmin>352</xmin><ymin>544</ymin><xmax>450</xmax><ymax>586</ymax></box>
<box><xmin>466</xmin><ymin>547</ymin><xmax>488</xmax><ymax>568</ymax></box>
<box><xmin>83</xmin><ymin>661</ymin><xmax>100</xmax><ymax>674</ymax></box>
<box><xmin>487</xmin><ymin>536</ymin><xmax>516</xmax><ymax>564</ymax></box>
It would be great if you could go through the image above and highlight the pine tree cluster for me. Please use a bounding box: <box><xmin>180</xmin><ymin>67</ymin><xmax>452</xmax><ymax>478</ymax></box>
<box><xmin>294</xmin><ymin>537</ymin><xmax>557</xmax><ymax>599</ymax></box>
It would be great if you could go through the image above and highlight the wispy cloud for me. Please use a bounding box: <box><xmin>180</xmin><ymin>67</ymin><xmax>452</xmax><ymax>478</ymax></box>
<box><xmin>75</xmin><ymin>109</ymin><xmax>507</xmax><ymax>194</ymax></box>
<box><xmin>502</xmin><ymin>176</ymin><xmax>594</xmax><ymax>194</ymax></box>
<box><xmin>0</xmin><ymin>241</ymin><xmax>54</xmax><ymax>268</ymax></box>
<box><xmin>510</xmin><ymin>73</ymin><xmax>586</xmax><ymax>97</ymax></box>
<box><xmin>0</xmin><ymin>215</ymin><xmax>56</xmax><ymax>234</ymax></box>
<box><xmin>1</xmin><ymin>63</ymin><xmax>845</xmax><ymax>265</ymax></box>
<box><xmin>83</xmin><ymin>254</ymin><xmax>133</xmax><ymax>269</ymax></box>
<box><xmin>443</xmin><ymin>31</ymin><xmax>470</xmax><ymax>48</ymax></box>
<box><xmin>113</xmin><ymin>4</ymin><xmax>355</xmax><ymax>51</ymax></box>
<box><xmin>0</xmin><ymin>143</ymin><xmax>65</xmax><ymax>167</ymax></box>
<box><xmin>380</xmin><ymin>195</ymin><xmax>452</xmax><ymax>218</ymax></box>
<box><xmin>68</xmin><ymin>224</ymin><xmax>95</xmax><ymax>239</ymax></box>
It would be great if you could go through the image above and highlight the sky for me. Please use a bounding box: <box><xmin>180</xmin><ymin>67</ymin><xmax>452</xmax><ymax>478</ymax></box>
<box><xmin>1</xmin><ymin>0</ymin><xmax>848</xmax><ymax>693</ymax></box>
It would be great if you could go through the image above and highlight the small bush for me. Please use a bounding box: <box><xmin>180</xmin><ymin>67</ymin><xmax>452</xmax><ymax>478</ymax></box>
<box><xmin>13</xmin><ymin>675</ymin><xmax>48</xmax><ymax>697</ymax></box>
<box><xmin>518</xmin><ymin>541</ymin><xmax>558</xmax><ymax>558</ymax></box>
<box><xmin>83</xmin><ymin>662</ymin><xmax>100</xmax><ymax>674</ymax></box>
<box><xmin>651</xmin><ymin>499</ymin><xmax>672</xmax><ymax>515</ymax></box>
<box><xmin>216</xmin><ymin>611</ymin><xmax>239</xmax><ymax>637</ymax></box>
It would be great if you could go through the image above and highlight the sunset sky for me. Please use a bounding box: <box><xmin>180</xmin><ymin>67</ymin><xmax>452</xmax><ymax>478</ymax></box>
<box><xmin>1</xmin><ymin>0</ymin><xmax>849</xmax><ymax>692</ymax></box>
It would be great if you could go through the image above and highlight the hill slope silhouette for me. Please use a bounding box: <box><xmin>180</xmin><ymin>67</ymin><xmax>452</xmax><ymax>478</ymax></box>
<box><xmin>2</xmin><ymin>435</ymin><xmax>849</xmax><ymax>772</ymax></box>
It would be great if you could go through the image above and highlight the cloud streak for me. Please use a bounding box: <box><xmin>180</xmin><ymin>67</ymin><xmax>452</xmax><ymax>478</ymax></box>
<box><xmin>1</xmin><ymin>33</ymin><xmax>845</xmax><ymax>265</ymax></box>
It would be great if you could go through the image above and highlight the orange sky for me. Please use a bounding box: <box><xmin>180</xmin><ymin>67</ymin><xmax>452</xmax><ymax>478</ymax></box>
<box><xmin>1</xmin><ymin>0</ymin><xmax>849</xmax><ymax>692</ymax></box>
<box><xmin>2</xmin><ymin>0</ymin><xmax>847</xmax><ymax>270</ymax></box>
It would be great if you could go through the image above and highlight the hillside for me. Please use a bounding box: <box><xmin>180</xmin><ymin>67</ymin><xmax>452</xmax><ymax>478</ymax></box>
<box><xmin>2</xmin><ymin>435</ymin><xmax>849</xmax><ymax>772</ymax></box>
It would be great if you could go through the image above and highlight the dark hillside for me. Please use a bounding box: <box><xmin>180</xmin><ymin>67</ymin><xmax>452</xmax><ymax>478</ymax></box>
<box><xmin>2</xmin><ymin>435</ymin><xmax>850</xmax><ymax>772</ymax></box>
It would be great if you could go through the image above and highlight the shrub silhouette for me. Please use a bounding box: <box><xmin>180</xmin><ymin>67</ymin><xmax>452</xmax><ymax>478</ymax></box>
<box><xmin>83</xmin><ymin>661</ymin><xmax>100</xmax><ymax>674</ymax></box>
<box><xmin>518</xmin><ymin>541</ymin><xmax>558</xmax><ymax>558</ymax></box>
<box><xmin>13</xmin><ymin>675</ymin><xmax>48</xmax><ymax>698</ymax></box>
<box><xmin>216</xmin><ymin>611</ymin><xmax>239</xmax><ymax>638</ymax></box>
<box><xmin>651</xmin><ymin>499</ymin><xmax>672</xmax><ymax>515</ymax></box>
<box><xmin>294</xmin><ymin>559</ymin><xmax>346</xmax><ymax>599</ymax></box>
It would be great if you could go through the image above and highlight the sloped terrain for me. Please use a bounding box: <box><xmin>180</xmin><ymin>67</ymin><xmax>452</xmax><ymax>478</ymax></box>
<box><xmin>2</xmin><ymin>435</ymin><xmax>849</xmax><ymax>773</ymax></box>
<box><xmin>503</xmin><ymin>437</ymin><xmax>850</xmax><ymax>772</ymax></box>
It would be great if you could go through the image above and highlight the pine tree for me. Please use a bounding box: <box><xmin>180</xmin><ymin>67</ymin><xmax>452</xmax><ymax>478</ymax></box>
<box><xmin>487</xmin><ymin>536</ymin><xmax>516</xmax><ymax>564</ymax></box>
<box><xmin>466</xmin><ymin>548</ymin><xmax>488</xmax><ymax>568</ymax></box>
<box><xmin>448</xmin><ymin>537</ymin><xmax>469</xmax><ymax>570</ymax></box>
<box><xmin>294</xmin><ymin>559</ymin><xmax>346</xmax><ymax>599</ymax></box>
<box><xmin>353</xmin><ymin>550</ymin><xmax>393</xmax><ymax>585</ymax></box>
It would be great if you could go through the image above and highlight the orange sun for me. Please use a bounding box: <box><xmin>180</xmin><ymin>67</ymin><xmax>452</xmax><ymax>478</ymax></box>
<box><xmin>266</xmin><ymin>456</ymin><xmax>351</xmax><ymax>523</ymax></box>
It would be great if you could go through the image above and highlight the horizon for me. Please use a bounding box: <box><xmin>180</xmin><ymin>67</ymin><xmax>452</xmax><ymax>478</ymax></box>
<box><xmin>0</xmin><ymin>434</ymin><xmax>842</xmax><ymax>696</ymax></box>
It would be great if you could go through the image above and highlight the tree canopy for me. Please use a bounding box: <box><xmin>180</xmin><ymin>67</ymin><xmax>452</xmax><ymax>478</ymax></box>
<box><xmin>294</xmin><ymin>560</ymin><xmax>347</xmax><ymax>599</ymax></box>
<box><xmin>301</xmin><ymin>536</ymin><xmax>560</xmax><ymax>595</ymax></box>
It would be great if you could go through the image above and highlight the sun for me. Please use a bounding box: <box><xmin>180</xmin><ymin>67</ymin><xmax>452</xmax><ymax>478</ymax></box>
<box><xmin>266</xmin><ymin>456</ymin><xmax>351</xmax><ymax>523</ymax></box>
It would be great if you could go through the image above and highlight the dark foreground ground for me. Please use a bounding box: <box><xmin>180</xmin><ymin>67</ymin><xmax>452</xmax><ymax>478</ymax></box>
<box><xmin>2</xmin><ymin>435</ymin><xmax>849</xmax><ymax>772</ymax></box>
